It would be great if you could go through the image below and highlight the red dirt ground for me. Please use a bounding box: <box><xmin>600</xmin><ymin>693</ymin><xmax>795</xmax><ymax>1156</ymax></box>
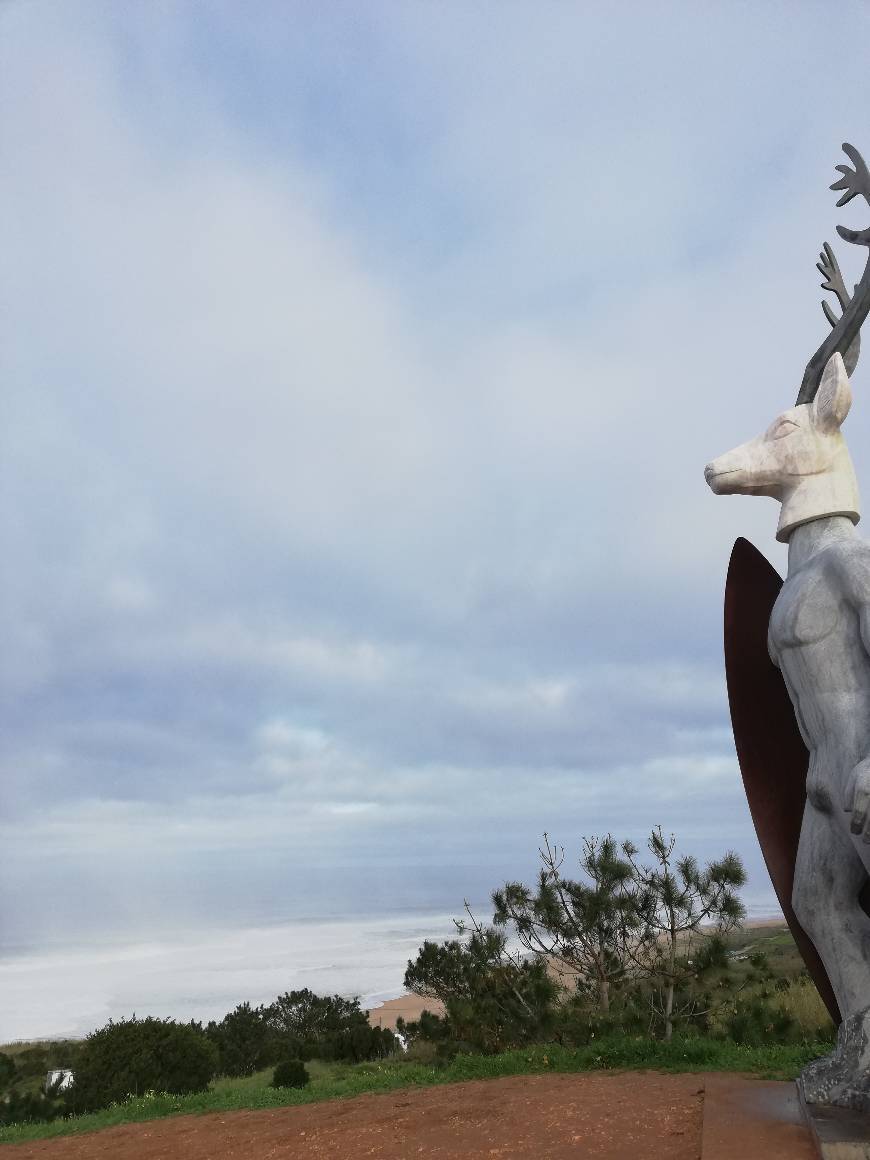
<box><xmin>3</xmin><ymin>1072</ymin><xmax>704</xmax><ymax>1160</ymax></box>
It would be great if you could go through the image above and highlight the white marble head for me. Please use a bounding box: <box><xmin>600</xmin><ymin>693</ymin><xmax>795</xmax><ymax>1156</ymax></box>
<box><xmin>704</xmin><ymin>352</ymin><xmax>860</xmax><ymax>543</ymax></box>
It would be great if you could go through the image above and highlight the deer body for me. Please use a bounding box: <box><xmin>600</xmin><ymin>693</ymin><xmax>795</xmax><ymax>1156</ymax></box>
<box><xmin>707</xmin><ymin>354</ymin><xmax>870</xmax><ymax>1024</ymax></box>
<box><xmin>705</xmin><ymin>143</ymin><xmax>870</xmax><ymax>1108</ymax></box>
<box><xmin>770</xmin><ymin>518</ymin><xmax>870</xmax><ymax>1022</ymax></box>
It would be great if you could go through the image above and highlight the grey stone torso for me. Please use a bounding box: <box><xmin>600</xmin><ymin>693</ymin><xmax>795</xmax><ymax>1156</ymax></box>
<box><xmin>767</xmin><ymin>518</ymin><xmax>870</xmax><ymax>819</ymax></box>
<box><xmin>765</xmin><ymin>516</ymin><xmax>870</xmax><ymax>1101</ymax></box>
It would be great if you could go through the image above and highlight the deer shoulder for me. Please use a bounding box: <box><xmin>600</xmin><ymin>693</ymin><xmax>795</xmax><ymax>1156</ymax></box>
<box><xmin>768</xmin><ymin>539</ymin><xmax>870</xmax><ymax>658</ymax></box>
<box><xmin>828</xmin><ymin>538</ymin><xmax>870</xmax><ymax>643</ymax></box>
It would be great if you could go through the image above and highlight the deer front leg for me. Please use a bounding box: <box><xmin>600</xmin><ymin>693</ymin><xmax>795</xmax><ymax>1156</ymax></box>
<box><xmin>793</xmin><ymin>800</ymin><xmax>870</xmax><ymax>1022</ymax></box>
<box><xmin>796</xmin><ymin>800</ymin><xmax>870</xmax><ymax>1109</ymax></box>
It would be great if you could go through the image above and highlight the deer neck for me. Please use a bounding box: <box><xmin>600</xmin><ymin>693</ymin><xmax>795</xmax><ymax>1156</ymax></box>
<box><xmin>777</xmin><ymin>442</ymin><xmax>861</xmax><ymax>547</ymax></box>
<box><xmin>786</xmin><ymin>515</ymin><xmax>857</xmax><ymax>573</ymax></box>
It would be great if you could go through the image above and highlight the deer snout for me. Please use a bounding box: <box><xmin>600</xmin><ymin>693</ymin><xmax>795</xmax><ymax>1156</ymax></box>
<box><xmin>704</xmin><ymin>455</ymin><xmax>742</xmax><ymax>494</ymax></box>
<box><xmin>704</xmin><ymin>436</ymin><xmax>784</xmax><ymax>498</ymax></box>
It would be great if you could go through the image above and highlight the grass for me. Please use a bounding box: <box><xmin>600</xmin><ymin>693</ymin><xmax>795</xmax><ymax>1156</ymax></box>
<box><xmin>0</xmin><ymin>1035</ymin><xmax>829</xmax><ymax>1146</ymax></box>
<box><xmin>776</xmin><ymin>977</ymin><xmax>833</xmax><ymax>1032</ymax></box>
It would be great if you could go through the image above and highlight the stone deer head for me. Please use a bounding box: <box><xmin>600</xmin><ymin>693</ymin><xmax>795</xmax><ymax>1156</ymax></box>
<box><xmin>705</xmin><ymin>352</ymin><xmax>858</xmax><ymax>542</ymax></box>
<box><xmin>705</xmin><ymin>143</ymin><xmax>870</xmax><ymax>538</ymax></box>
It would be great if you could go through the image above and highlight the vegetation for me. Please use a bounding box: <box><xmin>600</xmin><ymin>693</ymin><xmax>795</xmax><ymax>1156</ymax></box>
<box><xmin>0</xmin><ymin>1035</ymin><xmax>830</xmax><ymax>1145</ymax></box>
<box><xmin>205</xmin><ymin>1003</ymin><xmax>272</xmax><ymax>1077</ymax></box>
<box><xmin>200</xmin><ymin>991</ymin><xmax>396</xmax><ymax>1077</ymax></box>
<box><xmin>0</xmin><ymin>829</ymin><xmax>837</xmax><ymax>1142</ymax></box>
<box><xmin>406</xmin><ymin>830</ymin><xmax>752</xmax><ymax>1051</ymax></box>
<box><xmin>493</xmin><ymin>834</ymin><xmax>639</xmax><ymax>1012</ymax></box>
<box><xmin>625</xmin><ymin>827</ymin><xmax>746</xmax><ymax>1039</ymax></box>
<box><xmin>0</xmin><ymin>991</ymin><xmax>397</xmax><ymax>1129</ymax></box>
<box><xmin>271</xmin><ymin>1059</ymin><xmax>310</xmax><ymax>1089</ymax></box>
<box><xmin>265</xmin><ymin>989</ymin><xmax>369</xmax><ymax>1047</ymax></box>
<box><xmin>0</xmin><ymin>1040</ymin><xmax>84</xmax><ymax>1127</ymax></box>
<box><xmin>68</xmin><ymin>1017</ymin><xmax>218</xmax><ymax>1113</ymax></box>
<box><xmin>404</xmin><ymin>902</ymin><xmax>558</xmax><ymax>1053</ymax></box>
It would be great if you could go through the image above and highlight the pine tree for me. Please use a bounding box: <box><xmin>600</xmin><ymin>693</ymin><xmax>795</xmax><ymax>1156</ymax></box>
<box><xmin>493</xmin><ymin>834</ymin><xmax>641</xmax><ymax>1012</ymax></box>
<box><xmin>624</xmin><ymin>826</ymin><xmax>746</xmax><ymax>1040</ymax></box>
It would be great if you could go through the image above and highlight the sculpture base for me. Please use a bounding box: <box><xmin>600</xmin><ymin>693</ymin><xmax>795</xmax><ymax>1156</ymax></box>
<box><xmin>799</xmin><ymin>1089</ymin><xmax>870</xmax><ymax>1158</ymax></box>
<box><xmin>799</xmin><ymin>1007</ymin><xmax>870</xmax><ymax>1113</ymax></box>
<box><xmin>701</xmin><ymin>1072</ymin><xmax>815</xmax><ymax>1158</ymax></box>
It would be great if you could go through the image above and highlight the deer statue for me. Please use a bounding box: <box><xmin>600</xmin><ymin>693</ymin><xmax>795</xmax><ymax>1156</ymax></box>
<box><xmin>705</xmin><ymin>143</ymin><xmax>870</xmax><ymax>1111</ymax></box>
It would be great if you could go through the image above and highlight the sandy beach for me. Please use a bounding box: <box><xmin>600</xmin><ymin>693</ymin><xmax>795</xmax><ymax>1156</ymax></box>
<box><xmin>368</xmin><ymin>993</ymin><xmax>445</xmax><ymax>1029</ymax></box>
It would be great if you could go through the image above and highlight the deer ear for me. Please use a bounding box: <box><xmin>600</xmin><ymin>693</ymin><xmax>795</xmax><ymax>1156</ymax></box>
<box><xmin>812</xmin><ymin>351</ymin><xmax>852</xmax><ymax>432</ymax></box>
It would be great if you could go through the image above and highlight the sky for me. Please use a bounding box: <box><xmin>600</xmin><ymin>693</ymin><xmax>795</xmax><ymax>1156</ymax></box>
<box><xmin>5</xmin><ymin>0</ymin><xmax>870</xmax><ymax>995</ymax></box>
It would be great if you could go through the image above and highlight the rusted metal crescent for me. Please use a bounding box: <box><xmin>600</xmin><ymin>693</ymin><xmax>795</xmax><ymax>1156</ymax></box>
<box><xmin>724</xmin><ymin>536</ymin><xmax>841</xmax><ymax>1024</ymax></box>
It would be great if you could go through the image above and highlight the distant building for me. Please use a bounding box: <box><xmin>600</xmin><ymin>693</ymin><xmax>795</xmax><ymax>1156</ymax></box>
<box><xmin>45</xmin><ymin>1069</ymin><xmax>74</xmax><ymax>1092</ymax></box>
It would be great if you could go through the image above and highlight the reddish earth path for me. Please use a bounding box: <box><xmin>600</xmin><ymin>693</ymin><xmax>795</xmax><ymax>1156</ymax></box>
<box><xmin>3</xmin><ymin>1072</ymin><xmax>704</xmax><ymax>1159</ymax></box>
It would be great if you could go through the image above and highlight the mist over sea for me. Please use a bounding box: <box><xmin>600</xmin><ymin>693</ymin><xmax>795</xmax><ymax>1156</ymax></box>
<box><xmin>0</xmin><ymin>856</ymin><xmax>781</xmax><ymax>1042</ymax></box>
<box><xmin>0</xmin><ymin>860</ymin><xmax>499</xmax><ymax>1041</ymax></box>
<box><xmin>0</xmin><ymin>912</ymin><xmax>462</xmax><ymax>1042</ymax></box>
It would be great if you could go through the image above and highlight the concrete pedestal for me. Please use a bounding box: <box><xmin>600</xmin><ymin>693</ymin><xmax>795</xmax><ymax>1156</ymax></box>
<box><xmin>700</xmin><ymin>1073</ymin><xmax>816</xmax><ymax>1159</ymax></box>
<box><xmin>800</xmin><ymin>1094</ymin><xmax>870</xmax><ymax>1159</ymax></box>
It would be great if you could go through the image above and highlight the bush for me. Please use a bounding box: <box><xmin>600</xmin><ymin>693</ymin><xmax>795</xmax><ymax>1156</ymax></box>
<box><xmin>404</xmin><ymin>921</ymin><xmax>558</xmax><ymax>1054</ymax></box>
<box><xmin>11</xmin><ymin>1047</ymin><xmax>49</xmax><ymax>1079</ymax></box>
<box><xmin>396</xmin><ymin>1011</ymin><xmax>459</xmax><ymax>1061</ymax></box>
<box><xmin>775</xmin><ymin>977</ymin><xmax>836</xmax><ymax>1041</ymax></box>
<box><xmin>554</xmin><ymin>993</ymin><xmax>648</xmax><ymax>1047</ymax></box>
<box><xmin>725</xmin><ymin>997</ymin><xmax>795</xmax><ymax>1046</ymax></box>
<box><xmin>205</xmin><ymin>1003</ymin><xmax>275</xmax><ymax>1077</ymax></box>
<box><xmin>402</xmin><ymin>1038</ymin><xmax>441</xmax><ymax>1065</ymax></box>
<box><xmin>0</xmin><ymin>1090</ymin><xmax>63</xmax><ymax>1129</ymax></box>
<box><xmin>0</xmin><ymin>1053</ymin><xmax>16</xmax><ymax>1092</ymax></box>
<box><xmin>264</xmin><ymin>990</ymin><xmax>371</xmax><ymax>1061</ymax></box>
<box><xmin>266</xmin><ymin>990</ymin><xmax>369</xmax><ymax>1039</ymax></box>
<box><xmin>322</xmin><ymin>1024</ymin><xmax>397</xmax><ymax>1063</ymax></box>
<box><xmin>271</xmin><ymin>1059</ymin><xmax>309</xmax><ymax>1089</ymax></box>
<box><xmin>69</xmin><ymin>1016</ymin><xmax>218</xmax><ymax>1112</ymax></box>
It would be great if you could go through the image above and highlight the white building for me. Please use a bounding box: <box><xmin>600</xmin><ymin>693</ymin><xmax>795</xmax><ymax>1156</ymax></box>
<box><xmin>44</xmin><ymin>1069</ymin><xmax>74</xmax><ymax>1092</ymax></box>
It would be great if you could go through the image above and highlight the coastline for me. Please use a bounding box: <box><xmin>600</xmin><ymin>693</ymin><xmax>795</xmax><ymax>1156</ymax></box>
<box><xmin>0</xmin><ymin>910</ymin><xmax>784</xmax><ymax>1042</ymax></box>
<box><xmin>367</xmin><ymin>914</ymin><xmax>786</xmax><ymax>1030</ymax></box>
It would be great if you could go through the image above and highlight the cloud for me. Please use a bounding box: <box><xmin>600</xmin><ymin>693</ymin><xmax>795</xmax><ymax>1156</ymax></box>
<box><xmin>4</xmin><ymin>0</ymin><xmax>870</xmax><ymax>977</ymax></box>
<box><xmin>254</xmin><ymin>719</ymin><xmax>331</xmax><ymax>755</ymax></box>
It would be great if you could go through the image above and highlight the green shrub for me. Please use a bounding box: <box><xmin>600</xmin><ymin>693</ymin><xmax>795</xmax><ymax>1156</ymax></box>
<box><xmin>271</xmin><ymin>1059</ymin><xmax>309</xmax><ymax>1089</ymax></box>
<box><xmin>205</xmin><ymin>1003</ymin><xmax>275</xmax><ymax>1077</ymax></box>
<box><xmin>402</xmin><ymin>1038</ymin><xmax>441</xmax><ymax>1065</ymax></box>
<box><xmin>322</xmin><ymin>1024</ymin><xmax>397</xmax><ymax>1062</ymax></box>
<box><xmin>404</xmin><ymin>924</ymin><xmax>558</xmax><ymax>1054</ymax></box>
<box><xmin>12</xmin><ymin>1047</ymin><xmax>49</xmax><ymax>1079</ymax></box>
<box><xmin>725</xmin><ymin>997</ymin><xmax>795</xmax><ymax>1046</ymax></box>
<box><xmin>264</xmin><ymin>989</ymin><xmax>374</xmax><ymax>1061</ymax></box>
<box><xmin>0</xmin><ymin>1090</ymin><xmax>63</xmax><ymax>1129</ymax></box>
<box><xmin>0</xmin><ymin>1052</ymin><xmax>16</xmax><ymax>1092</ymax></box>
<box><xmin>775</xmin><ymin>977</ymin><xmax>836</xmax><ymax>1041</ymax></box>
<box><xmin>553</xmin><ymin>990</ymin><xmax>649</xmax><ymax>1047</ymax></box>
<box><xmin>69</xmin><ymin>1016</ymin><xmax>218</xmax><ymax>1112</ymax></box>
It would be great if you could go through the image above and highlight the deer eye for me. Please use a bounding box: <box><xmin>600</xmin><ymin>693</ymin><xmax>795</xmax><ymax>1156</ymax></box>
<box><xmin>769</xmin><ymin>419</ymin><xmax>799</xmax><ymax>440</ymax></box>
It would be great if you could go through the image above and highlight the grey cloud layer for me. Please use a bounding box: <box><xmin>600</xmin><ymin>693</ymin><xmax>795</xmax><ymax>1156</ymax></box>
<box><xmin>4</xmin><ymin>2</ymin><xmax>870</xmax><ymax>946</ymax></box>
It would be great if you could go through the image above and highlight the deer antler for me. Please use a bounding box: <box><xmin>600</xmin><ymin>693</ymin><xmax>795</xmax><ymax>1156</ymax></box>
<box><xmin>831</xmin><ymin>142</ymin><xmax>870</xmax><ymax>208</ymax></box>
<box><xmin>817</xmin><ymin>242</ymin><xmax>860</xmax><ymax>376</ymax></box>
<box><xmin>796</xmin><ymin>142</ymin><xmax>870</xmax><ymax>405</ymax></box>
<box><xmin>817</xmin><ymin>242</ymin><xmax>850</xmax><ymax>319</ymax></box>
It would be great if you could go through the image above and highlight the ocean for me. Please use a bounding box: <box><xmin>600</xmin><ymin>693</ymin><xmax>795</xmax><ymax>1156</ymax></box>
<box><xmin>0</xmin><ymin>858</ymin><xmax>781</xmax><ymax>1043</ymax></box>
<box><xmin>0</xmin><ymin>911</ymin><xmax>462</xmax><ymax>1042</ymax></box>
